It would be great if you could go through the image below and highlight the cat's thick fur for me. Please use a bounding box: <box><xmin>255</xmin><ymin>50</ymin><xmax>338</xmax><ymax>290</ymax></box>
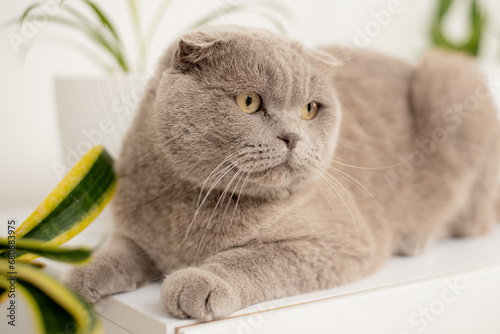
<box><xmin>64</xmin><ymin>25</ymin><xmax>500</xmax><ymax>321</ymax></box>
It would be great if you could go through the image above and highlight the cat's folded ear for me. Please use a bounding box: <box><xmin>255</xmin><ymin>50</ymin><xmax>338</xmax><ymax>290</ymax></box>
<box><xmin>174</xmin><ymin>30</ymin><xmax>223</xmax><ymax>71</ymax></box>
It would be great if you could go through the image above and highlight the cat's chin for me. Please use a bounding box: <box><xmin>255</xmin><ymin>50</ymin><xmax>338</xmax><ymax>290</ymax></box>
<box><xmin>247</xmin><ymin>164</ymin><xmax>293</xmax><ymax>187</ymax></box>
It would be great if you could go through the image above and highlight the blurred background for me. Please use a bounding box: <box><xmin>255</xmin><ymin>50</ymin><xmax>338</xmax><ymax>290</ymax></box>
<box><xmin>1</xmin><ymin>0</ymin><xmax>500</xmax><ymax>210</ymax></box>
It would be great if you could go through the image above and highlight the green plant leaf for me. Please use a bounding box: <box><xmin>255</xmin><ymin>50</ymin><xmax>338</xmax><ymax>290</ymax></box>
<box><xmin>7</xmin><ymin>0</ymin><xmax>129</xmax><ymax>72</ymax></box>
<box><xmin>126</xmin><ymin>0</ymin><xmax>147</xmax><ymax>71</ymax></box>
<box><xmin>15</xmin><ymin>0</ymin><xmax>128</xmax><ymax>72</ymax></box>
<box><xmin>19</xmin><ymin>2</ymin><xmax>42</xmax><ymax>24</ymax></box>
<box><xmin>20</xmin><ymin>279</ymin><xmax>74</xmax><ymax>333</ymax></box>
<box><xmin>466</xmin><ymin>0</ymin><xmax>486</xmax><ymax>55</ymax></box>
<box><xmin>429</xmin><ymin>0</ymin><xmax>486</xmax><ymax>56</ymax></box>
<box><xmin>436</xmin><ymin>0</ymin><xmax>453</xmax><ymax>21</ymax></box>
<box><xmin>0</xmin><ymin>146</ymin><xmax>115</xmax><ymax>263</ymax></box>
<box><xmin>0</xmin><ymin>238</ymin><xmax>92</xmax><ymax>263</ymax></box>
<box><xmin>59</xmin><ymin>6</ymin><xmax>129</xmax><ymax>71</ymax></box>
<box><xmin>82</xmin><ymin>0</ymin><xmax>123</xmax><ymax>47</ymax></box>
<box><xmin>17</xmin><ymin>32</ymin><xmax>114</xmax><ymax>73</ymax></box>
<box><xmin>0</xmin><ymin>274</ymin><xmax>46</xmax><ymax>332</ymax></box>
<box><xmin>21</xmin><ymin>13</ymin><xmax>128</xmax><ymax>71</ymax></box>
<box><xmin>186</xmin><ymin>2</ymin><xmax>292</xmax><ymax>34</ymax></box>
<box><xmin>0</xmin><ymin>261</ymin><xmax>102</xmax><ymax>334</ymax></box>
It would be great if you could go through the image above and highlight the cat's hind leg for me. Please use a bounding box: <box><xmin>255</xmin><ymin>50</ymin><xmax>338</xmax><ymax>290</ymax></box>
<box><xmin>63</xmin><ymin>234</ymin><xmax>161</xmax><ymax>303</ymax></box>
<box><xmin>394</xmin><ymin>50</ymin><xmax>500</xmax><ymax>255</ymax></box>
<box><xmin>448</xmin><ymin>138</ymin><xmax>500</xmax><ymax>238</ymax></box>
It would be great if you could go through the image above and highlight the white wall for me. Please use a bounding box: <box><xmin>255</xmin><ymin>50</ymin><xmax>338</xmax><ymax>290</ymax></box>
<box><xmin>1</xmin><ymin>0</ymin><xmax>499</xmax><ymax>208</ymax></box>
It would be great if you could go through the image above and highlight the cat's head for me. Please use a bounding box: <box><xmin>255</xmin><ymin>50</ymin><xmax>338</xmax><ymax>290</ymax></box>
<box><xmin>143</xmin><ymin>25</ymin><xmax>341</xmax><ymax>199</ymax></box>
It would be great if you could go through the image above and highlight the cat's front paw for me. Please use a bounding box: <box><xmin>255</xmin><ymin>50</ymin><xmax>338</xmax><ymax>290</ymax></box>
<box><xmin>63</xmin><ymin>266</ymin><xmax>108</xmax><ymax>303</ymax></box>
<box><xmin>63</xmin><ymin>263</ymin><xmax>137</xmax><ymax>304</ymax></box>
<box><xmin>161</xmin><ymin>267</ymin><xmax>241</xmax><ymax>321</ymax></box>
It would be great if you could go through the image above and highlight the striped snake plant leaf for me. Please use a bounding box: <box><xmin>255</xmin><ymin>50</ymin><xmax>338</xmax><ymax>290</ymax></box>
<box><xmin>0</xmin><ymin>145</ymin><xmax>113</xmax><ymax>333</ymax></box>
<box><xmin>4</xmin><ymin>145</ymin><xmax>116</xmax><ymax>262</ymax></box>
<box><xmin>0</xmin><ymin>261</ymin><xmax>103</xmax><ymax>334</ymax></box>
<box><xmin>0</xmin><ymin>238</ymin><xmax>92</xmax><ymax>264</ymax></box>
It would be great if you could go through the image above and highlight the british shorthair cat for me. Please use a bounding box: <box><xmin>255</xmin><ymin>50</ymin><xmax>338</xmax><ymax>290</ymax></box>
<box><xmin>64</xmin><ymin>25</ymin><xmax>500</xmax><ymax>321</ymax></box>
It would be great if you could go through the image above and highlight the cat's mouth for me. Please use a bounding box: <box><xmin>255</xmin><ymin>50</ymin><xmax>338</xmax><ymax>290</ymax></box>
<box><xmin>233</xmin><ymin>154</ymin><xmax>289</xmax><ymax>173</ymax></box>
<box><xmin>228</xmin><ymin>149</ymin><xmax>303</xmax><ymax>186</ymax></box>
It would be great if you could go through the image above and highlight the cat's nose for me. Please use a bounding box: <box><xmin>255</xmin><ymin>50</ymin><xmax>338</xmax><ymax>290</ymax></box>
<box><xmin>277</xmin><ymin>133</ymin><xmax>300</xmax><ymax>150</ymax></box>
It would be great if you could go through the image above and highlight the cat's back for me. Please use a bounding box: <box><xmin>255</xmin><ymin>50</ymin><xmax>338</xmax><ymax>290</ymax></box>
<box><xmin>320</xmin><ymin>46</ymin><xmax>416</xmax><ymax>167</ymax></box>
<box><xmin>321</xmin><ymin>46</ymin><xmax>415</xmax><ymax>123</ymax></box>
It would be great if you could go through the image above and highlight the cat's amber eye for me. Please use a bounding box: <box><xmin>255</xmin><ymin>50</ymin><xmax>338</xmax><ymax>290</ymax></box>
<box><xmin>301</xmin><ymin>101</ymin><xmax>319</xmax><ymax>120</ymax></box>
<box><xmin>235</xmin><ymin>92</ymin><xmax>261</xmax><ymax>114</ymax></box>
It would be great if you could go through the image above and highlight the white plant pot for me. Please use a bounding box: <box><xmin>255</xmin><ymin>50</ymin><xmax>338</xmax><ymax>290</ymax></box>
<box><xmin>54</xmin><ymin>75</ymin><xmax>147</xmax><ymax>166</ymax></box>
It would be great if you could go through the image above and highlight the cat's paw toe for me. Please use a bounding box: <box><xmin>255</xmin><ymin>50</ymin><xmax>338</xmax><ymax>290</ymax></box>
<box><xmin>62</xmin><ymin>266</ymin><xmax>108</xmax><ymax>304</ymax></box>
<box><xmin>161</xmin><ymin>267</ymin><xmax>241</xmax><ymax>321</ymax></box>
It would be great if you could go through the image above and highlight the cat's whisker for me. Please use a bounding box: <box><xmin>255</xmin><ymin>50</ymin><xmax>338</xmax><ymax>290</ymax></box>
<box><xmin>231</xmin><ymin>164</ymin><xmax>256</xmax><ymax>222</ymax></box>
<box><xmin>206</xmin><ymin>161</ymin><xmax>246</xmax><ymax>228</ymax></box>
<box><xmin>138</xmin><ymin>133</ymin><xmax>185</xmax><ymax>162</ymax></box>
<box><xmin>144</xmin><ymin>162</ymin><xmax>202</xmax><ymax>204</ymax></box>
<box><xmin>329</xmin><ymin>82</ymin><xmax>365</xmax><ymax>124</ymax></box>
<box><xmin>196</xmin><ymin>149</ymin><xmax>246</xmax><ymax>207</ymax></box>
<box><xmin>147</xmin><ymin>133</ymin><xmax>244</xmax><ymax>181</ymax></box>
<box><xmin>313</xmin><ymin>178</ymin><xmax>339</xmax><ymax>222</ymax></box>
<box><xmin>320</xmin><ymin>177</ymin><xmax>361</xmax><ymax>245</ymax></box>
<box><xmin>196</xmin><ymin>157</ymin><xmax>234</xmax><ymax>206</ymax></box>
<box><xmin>330</xmin><ymin>157</ymin><xmax>409</xmax><ymax>170</ymax></box>
<box><xmin>193</xmin><ymin>162</ymin><xmax>243</xmax><ymax>261</ymax></box>
<box><xmin>326</xmin><ymin>165</ymin><xmax>377</xmax><ymax>204</ymax></box>
<box><xmin>184</xmin><ymin>162</ymin><xmax>235</xmax><ymax>241</ymax></box>
<box><xmin>317</xmin><ymin>167</ymin><xmax>361</xmax><ymax>244</ymax></box>
<box><xmin>148</xmin><ymin>148</ymin><xmax>200</xmax><ymax>178</ymax></box>
<box><xmin>336</xmin><ymin>140</ymin><xmax>370</xmax><ymax>154</ymax></box>
<box><xmin>219</xmin><ymin>163</ymin><xmax>251</xmax><ymax>234</ymax></box>
<box><xmin>320</xmin><ymin>49</ymin><xmax>371</xmax><ymax>77</ymax></box>
<box><xmin>135</xmin><ymin>149</ymin><xmax>207</xmax><ymax>205</ymax></box>
<box><xmin>184</xmin><ymin>154</ymin><xmax>247</xmax><ymax>242</ymax></box>
<box><xmin>331</xmin><ymin>48</ymin><xmax>371</xmax><ymax>66</ymax></box>
<box><xmin>322</xmin><ymin>170</ymin><xmax>361</xmax><ymax>218</ymax></box>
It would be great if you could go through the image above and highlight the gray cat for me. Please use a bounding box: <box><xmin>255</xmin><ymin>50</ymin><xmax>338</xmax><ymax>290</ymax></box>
<box><xmin>64</xmin><ymin>25</ymin><xmax>500</xmax><ymax>321</ymax></box>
